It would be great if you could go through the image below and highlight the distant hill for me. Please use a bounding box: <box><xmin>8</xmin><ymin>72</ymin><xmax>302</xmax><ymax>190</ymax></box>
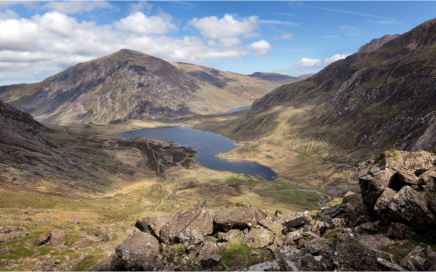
<box><xmin>248</xmin><ymin>72</ymin><xmax>302</xmax><ymax>85</ymax></box>
<box><xmin>0</xmin><ymin>50</ymin><xmax>276</xmax><ymax>125</ymax></box>
<box><xmin>232</xmin><ymin>18</ymin><xmax>436</xmax><ymax>163</ymax></box>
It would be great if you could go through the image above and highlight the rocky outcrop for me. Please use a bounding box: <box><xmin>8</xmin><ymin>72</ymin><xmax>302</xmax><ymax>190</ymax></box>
<box><xmin>95</xmin><ymin>150</ymin><xmax>436</xmax><ymax>271</ymax></box>
<box><xmin>358</xmin><ymin>34</ymin><xmax>400</xmax><ymax>53</ymax></box>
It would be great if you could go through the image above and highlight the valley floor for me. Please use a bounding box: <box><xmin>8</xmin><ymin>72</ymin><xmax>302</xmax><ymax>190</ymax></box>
<box><xmin>0</xmin><ymin>113</ymin><xmax>358</xmax><ymax>271</ymax></box>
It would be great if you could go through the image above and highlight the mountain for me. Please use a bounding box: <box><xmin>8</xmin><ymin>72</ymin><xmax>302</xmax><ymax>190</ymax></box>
<box><xmin>0</xmin><ymin>50</ymin><xmax>276</xmax><ymax>125</ymax></box>
<box><xmin>231</xmin><ymin>18</ymin><xmax>436</xmax><ymax>163</ymax></box>
<box><xmin>0</xmin><ymin>100</ymin><xmax>197</xmax><ymax>194</ymax></box>
<box><xmin>248</xmin><ymin>72</ymin><xmax>302</xmax><ymax>85</ymax></box>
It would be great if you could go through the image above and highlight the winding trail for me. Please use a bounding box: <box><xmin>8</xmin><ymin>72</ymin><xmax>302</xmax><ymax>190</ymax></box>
<box><xmin>278</xmin><ymin>178</ymin><xmax>332</xmax><ymax>208</ymax></box>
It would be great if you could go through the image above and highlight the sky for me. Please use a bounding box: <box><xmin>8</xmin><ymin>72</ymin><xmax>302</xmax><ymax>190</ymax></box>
<box><xmin>0</xmin><ymin>1</ymin><xmax>435</xmax><ymax>86</ymax></box>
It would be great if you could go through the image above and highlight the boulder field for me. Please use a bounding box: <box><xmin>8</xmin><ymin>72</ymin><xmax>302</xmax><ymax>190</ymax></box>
<box><xmin>94</xmin><ymin>150</ymin><xmax>436</xmax><ymax>271</ymax></box>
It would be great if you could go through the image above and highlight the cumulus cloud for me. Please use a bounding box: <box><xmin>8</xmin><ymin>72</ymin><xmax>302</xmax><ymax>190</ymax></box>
<box><xmin>0</xmin><ymin>10</ymin><xmax>273</xmax><ymax>85</ymax></box>
<box><xmin>296</xmin><ymin>53</ymin><xmax>350</xmax><ymax>68</ymax></box>
<box><xmin>42</xmin><ymin>1</ymin><xmax>113</xmax><ymax>14</ymax></box>
<box><xmin>189</xmin><ymin>14</ymin><xmax>259</xmax><ymax>47</ymax></box>
<box><xmin>248</xmin><ymin>40</ymin><xmax>272</xmax><ymax>57</ymax></box>
<box><xmin>114</xmin><ymin>12</ymin><xmax>177</xmax><ymax>34</ymax></box>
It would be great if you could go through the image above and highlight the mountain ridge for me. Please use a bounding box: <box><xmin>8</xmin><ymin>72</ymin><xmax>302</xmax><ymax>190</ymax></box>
<box><xmin>230</xmin><ymin>18</ymin><xmax>436</xmax><ymax>163</ymax></box>
<box><xmin>0</xmin><ymin>49</ymin><xmax>277</xmax><ymax>125</ymax></box>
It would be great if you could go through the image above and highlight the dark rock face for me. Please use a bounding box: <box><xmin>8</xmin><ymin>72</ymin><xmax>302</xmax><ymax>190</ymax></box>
<box><xmin>387</xmin><ymin>222</ymin><xmax>416</xmax><ymax>239</ymax></box>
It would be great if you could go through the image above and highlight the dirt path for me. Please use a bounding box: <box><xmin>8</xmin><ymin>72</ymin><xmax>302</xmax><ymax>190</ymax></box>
<box><xmin>279</xmin><ymin>178</ymin><xmax>332</xmax><ymax>208</ymax></box>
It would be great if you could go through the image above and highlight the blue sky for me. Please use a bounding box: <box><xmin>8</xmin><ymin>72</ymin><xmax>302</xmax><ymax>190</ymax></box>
<box><xmin>0</xmin><ymin>1</ymin><xmax>435</xmax><ymax>85</ymax></box>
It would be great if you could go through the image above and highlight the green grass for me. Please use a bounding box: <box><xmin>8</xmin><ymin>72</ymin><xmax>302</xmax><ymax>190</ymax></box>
<box><xmin>72</xmin><ymin>250</ymin><xmax>105</xmax><ymax>271</ymax></box>
<box><xmin>254</xmin><ymin>182</ymin><xmax>320</xmax><ymax>210</ymax></box>
<box><xmin>220</xmin><ymin>235</ymin><xmax>273</xmax><ymax>269</ymax></box>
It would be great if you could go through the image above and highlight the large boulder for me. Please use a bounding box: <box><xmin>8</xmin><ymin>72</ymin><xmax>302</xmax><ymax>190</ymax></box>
<box><xmin>329</xmin><ymin>236</ymin><xmax>383</xmax><ymax>271</ymax></box>
<box><xmin>374</xmin><ymin>188</ymin><xmax>397</xmax><ymax>218</ymax></box>
<box><xmin>359</xmin><ymin>150</ymin><xmax>436</xmax><ymax>212</ymax></box>
<box><xmin>243</xmin><ymin>227</ymin><xmax>271</xmax><ymax>248</ymax></box>
<box><xmin>214</xmin><ymin>206</ymin><xmax>264</xmax><ymax>232</ymax></box>
<box><xmin>160</xmin><ymin>210</ymin><xmax>214</xmax><ymax>244</ymax></box>
<box><xmin>135</xmin><ymin>214</ymin><xmax>173</xmax><ymax>239</ymax></box>
<box><xmin>387</xmin><ymin>186</ymin><xmax>436</xmax><ymax>231</ymax></box>
<box><xmin>115</xmin><ymin>232</ymin><xmax>161</xmax><ymax>271</ymax></box>
<box><xmin>386</xmin><ymin>222</ymin><xmax>416</xmax><ymax>239</ymax></box>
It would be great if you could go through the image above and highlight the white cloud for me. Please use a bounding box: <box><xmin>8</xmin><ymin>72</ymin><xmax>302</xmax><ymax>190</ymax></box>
<box><xmin>248</xmin><ymin>40</ymin><xmax>272</xmax><ymax>57</ymax></box>
<box><xmin>274</xmin><ymin>33</ymin><xmax>293</xmax><ymax>40</ymax></box>
<box><xmin>296</xmin><ymin>53</ymin><xmax>350</xmax><ymax>68</ymax></box>
<box><xmin>0</xmin><ymin>9</ymin><xmax>18</xmax><ymax>20</ymax></box>
<box><xmin>259</xmin><ymin>19</ymin><xmax>300</xmax><ymax>26</ymax></box>
<box><xmin>189</xmin><ymin>14</ymin><xmax>259</xmax><ymax>47</ymax></box>
<box><xmin>0</xmin><ymin>11</ymin><xmax>273</xmax><ymax>85</ymax></box>
<box><xmin>43</xmin><ymin>1</ymin><xmax>113</xmax><ymax>14</ymax></box>
<box><xmin>114</xmin><ymin>11</ymin><xmax>177</xmax><ymax>35</ymax></box>
<box><xmin>130</xmin><ymin>1</ymin><xmax>153</xmax><ymax>13</ymax></box>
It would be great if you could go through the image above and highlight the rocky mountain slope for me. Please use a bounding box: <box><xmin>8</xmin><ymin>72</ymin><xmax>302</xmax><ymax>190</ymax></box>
<box><xmin>248</xmin><ymin>72</ymin><xmax>302</xmax><ymax>85</ymax></box>
<box><xmin>0</xmin><ymin>101</ymin><xmax>196</xmax><ymax>194</ymax></box>
<box><xmin>231</xmin><ymin>18</ymin><xmax>436</xmax><ymax>163</ymax></box>
<box><xmin>93</xmin><ymin>150</ymin><xmax>436</xmax><ymax>271</ymax></box>
<box><xmin>0</xmin><ymin>50</ymin><xmax>276</xmax><ymax>125</ymax></box>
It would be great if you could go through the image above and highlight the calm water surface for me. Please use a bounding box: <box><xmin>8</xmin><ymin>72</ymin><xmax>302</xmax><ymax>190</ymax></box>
<box><xmin>118</xmin><ymin>126</ymin><xmax>277</xmax><ymax>180</ymax></box>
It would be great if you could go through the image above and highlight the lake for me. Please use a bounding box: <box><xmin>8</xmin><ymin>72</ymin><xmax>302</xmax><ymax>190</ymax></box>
<box><xmin>118</xmin><ymin>126</ymin><xmax>277</xmax><ymax>181</ymax></box>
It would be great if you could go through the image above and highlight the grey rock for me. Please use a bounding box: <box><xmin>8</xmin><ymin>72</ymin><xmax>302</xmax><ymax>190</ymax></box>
<box><xmin>400</xmin><ymin>246</ymin><xmax>431</xmax><ymax>271</ymax></box>
<box><xmin>243</xmin><ymin>227</ymin><xmax>271</xmax><ymax>248</ymax></box>
<box><xmin>387</xmin><ymin>222</ymin><xmax>416</xmax><ymax>239</ymax></box>
<box><xmin>214</xmin><ymin>206</ymin><xmax>264</xmax><ymax>232</ymax></box>
<box><xmin>135</xmin><ymin>214</ymin><xmax>173</xmax><ymax>238</ymax></box>
<box><xmin>387</xmin><ymin>186</ymin><xmax>436</xmax><ymax>231</ymax></box>
<box><xmin>160</xmin><ymin>209</ymin><xmax>213</xmax><ymax>244</ymax></box>
<box><xmin>177</xmin><ymin>227</ymin><xmax>204</xmax><ymax>250</ymax></box>
<box><xmin>218</xmin><ymin>229</ymin><xmax>242</xmax><ymax>242</ymax></box>
<box><xmin>92</xmin><ymin>255</ymin><xmax>125</xmax><ymax>271</ymax></box>
<box><xmin>115</xmin><ymin>232</ymin><xmax>161</xmax><ymax>271</ymax></box>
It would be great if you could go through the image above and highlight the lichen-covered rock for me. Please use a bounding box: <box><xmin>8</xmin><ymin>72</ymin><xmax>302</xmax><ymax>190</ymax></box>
<box><xmin>115</xmin><ymin>232</ymin><xmax>161</xmax><ymax>271</ymax></box>
<box><xmin>400</xmin><ymin>246</ymin><xmax>432</xmax><ymax>271</ymax></box>
<box><xmin>218</xmin><ymin>229</ymin><xmax>242</xmax><ymax>242</ymax></box>
<box><xmin>34</xmin><ymin>231</ymin><xmax>51</xmax><ymax>246</ymax></box>
<box><xmin>244</xmin><ymin>227</ymin><xmax>271</xmax><ymax>248</ymax></box>
<box><xmin>374</xmin><ymin>188</ymin><xmax>397</xmax><ymax>217</ymax></box>
<box><xmin>387</xmin><ymin>186</ymin><xmax>436</xmax><ymax>231</ymax></box>
<box><xmin>259</xmin><ymin>218</ymin><xmax>284</xmax><ymax>234</ymax></box>
<box><xmin>160</xmin><ymin>209</ymin><xmax>213</xmax><ymax>244</ymax></box>
<box><xmin>342</xmin><ymin>191</ymin><xmax>364</xmax><ymax>213</ymax></box>
<box><xmin>214</xmin><ymin>206</ymin><xmax>264</xmax><ymax>232</ymax></box>
<box><xmin>386</xmin><ymin>222</ymin><xmax>416</xmax><ymax>239</ymax></box>
<box><xmin>177</xmin><ymin>227</ymin><xmax>204</xmax><ymax>250</ymax></box>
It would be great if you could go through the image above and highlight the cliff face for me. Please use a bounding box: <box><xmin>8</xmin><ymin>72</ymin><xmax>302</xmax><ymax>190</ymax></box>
<box><xmin>0</xmin><ymin>50</ymin><xmax>276</xmax><ymax>125</ymax></box>
<box><xmin>233</xmin><ymin>18</ymin><xmax>436</xmax><ymax>162</ymax></box>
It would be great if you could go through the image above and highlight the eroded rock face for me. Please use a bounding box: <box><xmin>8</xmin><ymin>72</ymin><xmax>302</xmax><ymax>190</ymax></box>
<box><xmin>387</xmin><ymin>222</ymin><xmax>416</xmax><ymax>239</ymax></box>
<box><xmin>160</xmin><ymin>210</ymin><xmax>214</xmax><ymax>245</ymax></box>
<box><xmin>387</xmin><ymin>186</ymin><xmax>436</xmax><ymax>231</ymax></box>
<box><xmin>359</xmin><ymin>150</ymin><xmax>436</xmax><ymax>214</ymax></box>
<box><xmin>115</xmin><ymin>232</ymin><xmax>161</xmax><ymax>271</ymax></box>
